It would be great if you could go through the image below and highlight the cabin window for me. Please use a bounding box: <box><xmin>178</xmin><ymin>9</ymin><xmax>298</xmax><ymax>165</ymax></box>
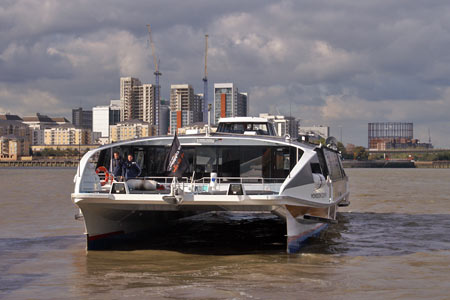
<box><xmin>218</xmin><ymin>147</ymin><xmax>240</xmax><ymax>177</ymax></box>
<box><xmin>240</xmin><ymin>147</ymin><xmax>266</xmax><ymax>177</ymax></box>
<box><xmin>315</xmin><ymin>148</ymin><xmax>329</xmax><ymax>178</ymax></box>
<box><xmin>272</xmin><ymin>147</ymin><xmax>297</xmax><ymax>178</ymax></box>
<box><xmin>195</xmin><ymin>147</ymin><xmax>217</xmax><ymax>177</ymax></box>
<box><xmin>324</xmin><ymin>150</ymin><xmax>343</xmax><ymax>180</ymax></box>
<box><xmin>146</xmin><ymin>146</ymin><xmax>168</xmax><ymax>176</ymax></box>
<box><xmin>95</xmin><ymin>145</ymin><xmax>301</xmax><ymax>179</ymax></box>
<box><xmin>217</xmin><ymin>123</ymin><xmax>272</xmax><ymax>135</ymax></box>
<box><xmin>310</xmin><ymin>163</ymin><xmax>322</xmax><ymax>174</ymax></box>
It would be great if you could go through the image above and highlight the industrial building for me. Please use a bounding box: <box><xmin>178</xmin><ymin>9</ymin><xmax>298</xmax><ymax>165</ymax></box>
<box><xmin>368</xmin><ymin>122</ymin><xmax>432</xmax><ymax>150</ymax></box>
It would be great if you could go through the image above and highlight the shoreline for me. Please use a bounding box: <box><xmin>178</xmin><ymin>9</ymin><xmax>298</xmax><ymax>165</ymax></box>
<box><xmin>343</xmin><ymin>160</ymin><xmax>450</xmax><ymax>168</ymax></box>
<box><xmin>1</xmin><ymin>159</ymin><xmax>449</xmax><ymax>169</ymax></box>
<box><xmin>0</xmin><ymin>159</ymin><xmax>78</xmax><ymax>168</ymax></box>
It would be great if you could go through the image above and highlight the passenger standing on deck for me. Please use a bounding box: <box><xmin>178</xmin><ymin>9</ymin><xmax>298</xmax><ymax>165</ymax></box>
<box><xmin>111</xmin><ymin>151</ymin><xmax>124</xmax><ymax>181</ymax></box>
<box><xmin>123</xmin><ymin>154</ymin><xmax>141</xmax><ymax>180</ymax></box>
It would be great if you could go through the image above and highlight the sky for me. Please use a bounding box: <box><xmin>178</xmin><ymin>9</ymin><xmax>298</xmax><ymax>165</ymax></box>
<box><xmin>1</xmin><ymin>0</ymin><xmax>450</xmax><ymax>147</ymax></box>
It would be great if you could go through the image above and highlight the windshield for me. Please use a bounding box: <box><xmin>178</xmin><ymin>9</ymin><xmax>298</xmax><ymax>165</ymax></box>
<box><xmin>217</xmin><ymin>122</ymin><xmax>274</xmax><ymax>135</ymax></box>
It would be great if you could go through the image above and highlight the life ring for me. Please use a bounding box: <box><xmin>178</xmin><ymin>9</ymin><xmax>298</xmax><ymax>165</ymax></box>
<box><xmin>95</xmin><ymin>166</ymin><xmax>111</xmax><ymax>186</ymax></box>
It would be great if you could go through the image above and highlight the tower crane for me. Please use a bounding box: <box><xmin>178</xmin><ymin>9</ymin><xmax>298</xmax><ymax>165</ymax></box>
<box><xmin>146</xmin><ymin>24</ymin><xmax>161</xmax><ymax>134</ymax></box>
<box><xmin>202</xmin><ymin>34</ymin><xmax>208</xmax><ymax>123</ymax></box>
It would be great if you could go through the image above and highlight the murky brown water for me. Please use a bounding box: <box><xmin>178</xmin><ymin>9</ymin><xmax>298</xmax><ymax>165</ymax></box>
<box><xmin>1</xmin><ymin>168</ymin><xmax>449</xmax><ymax>299</ymax></box>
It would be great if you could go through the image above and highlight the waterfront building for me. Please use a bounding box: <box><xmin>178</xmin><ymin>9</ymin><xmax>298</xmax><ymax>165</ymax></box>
<box><xmin>169</xmin><ymin>84</ymin><xmax>203</xmax><ymax>134</ymax></box>
<box><xmin>213</xmin><ymin>83</ymin><xmax>248</xmax><ymax>124</ymax></box>
<box><xmin>23</xmin><ymin>113</ymin><xmax>66</xmax><ymax>145</ymax></box>
<box><xmin>22</xmin><ymin>113</ymin><xmax>55</xmax><ymax>129</ymax></box>
<box><xmin>0</xmin><ymin>120</ymin><xmax>31</xmax><ymax>140</ymax></box>
<box><xmin>109</xmin><ymin>119</ymin><xmax>156</xmax><ymax>142</ymax></box>
<box><xmin>298</xmin><ymin>125</ymin><xmax>330</xmax><ymax>140</ymax></box>
<box><xmin>51</xmin><ymin>117</ymin><xmax>70</xmax><ymax>125</ymax></box>
<box><xmin>92</xmin><ymin>102</ymin><xmax>121</xmax><ymax>143</ymax></box>
<box><xmin>72</xmin><ymin>108</ymin><xmax>92</xmax><ymax>130</ymax></box>
<box><xmin>120</xmin><ymin>77</ymin><xmax>160</xmax><ymax>135</ymax></box>
<box><xmin>259</xmin><ymin>113</ymin><xmax>299</xmax><ymax>139</ymax></box>
<box><xmin>0</xmin><ymin>119</ymin><xmax>32</xmax><ymax>160</ymax></box>
<box><xmin>43</xmin><ymin>124</ymin><xmax>92</xmax><ymax>145</ymax></box>
<box><xmin>0</xmin><ymin>114</ymin><xmax>23</xmax><ymax>121</ymax></box>
<box><xmin>0</xmin><ymin>135</ymin><xmax>31</xmax><ymax>161</ymax></box>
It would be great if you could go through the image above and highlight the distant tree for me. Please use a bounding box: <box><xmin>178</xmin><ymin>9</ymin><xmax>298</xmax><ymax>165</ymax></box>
<box><xmin>353</xmin><ymin>146</ymin><xmax>368</xmax><ymax>160</ymax></box>
<box><xmin>337</xmin><ymin>142</ymin><xmax>353</xmax><ymax>159</ymax></box>
<box><xmin>434</xmin><ymin>151</ymin><xmax>450</xmax><ymax>161</ymax></box>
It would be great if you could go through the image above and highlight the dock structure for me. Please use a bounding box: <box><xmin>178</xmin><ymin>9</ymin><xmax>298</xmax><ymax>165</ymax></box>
<box><xmin>0</xmin><ymin>159</ymin><xmax>78</xmax><ymax>168</ymax></box>
<box><xmin>342</xmin><ymin>160</ymin><xmax>450</xmax><ymax>168</ymax></box>
<box><xmin>415</xmin><ymin>161</ymin><xmax>450</xmax><ymax>168</ymax></box>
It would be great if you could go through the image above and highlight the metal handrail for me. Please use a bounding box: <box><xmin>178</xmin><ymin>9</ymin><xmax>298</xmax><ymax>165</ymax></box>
<box><xmin>194</xmin><ymin>176</ymin><xmax>285</xmax><ymax>184</ymax></box>
<box><xmin>141</xmin><ymin>176</ymin><xmax>190</xmax><ymax>184</ymax></box>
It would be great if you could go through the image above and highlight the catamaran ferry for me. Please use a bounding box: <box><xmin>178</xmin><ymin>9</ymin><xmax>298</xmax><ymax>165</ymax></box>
<box><xmin>72</xmin><ymin>117</ymin><xmax>349</xmax><ymax>253</ymax></box>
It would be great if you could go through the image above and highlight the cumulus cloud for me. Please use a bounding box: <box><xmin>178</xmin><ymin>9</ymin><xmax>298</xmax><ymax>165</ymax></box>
<box><xmin>1</xmin><ymin>0</ymin><xmax>450</xmax><ymax>147</ymax></box>
<box><xmin>0</xmin><ymin>84</ymin><xmax>66</xmax><ymax>116</ymax></box>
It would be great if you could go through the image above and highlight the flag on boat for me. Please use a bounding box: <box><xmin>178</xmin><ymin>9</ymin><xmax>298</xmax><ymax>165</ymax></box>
<box><xmin>164</xmin><ymin>133</ymin><xmax>188</xmax><ymax>177</ymax></box>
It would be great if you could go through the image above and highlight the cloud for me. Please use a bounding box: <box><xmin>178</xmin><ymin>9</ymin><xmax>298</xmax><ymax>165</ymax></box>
<box><xmin>0</xmin><ymin>84</ymin><xmax>65</xmax><ymax>116</ymax></box>
<box><xmin>1</xmin><ymin>0</ymin><xmax>450</xmax><ymax>147</ymax></box>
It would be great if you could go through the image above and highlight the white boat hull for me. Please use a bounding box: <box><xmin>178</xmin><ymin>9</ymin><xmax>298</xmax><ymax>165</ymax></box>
<box><xmin>74</xmin><ymin>194</ymin><xmax>342</xmax><ymax>251</ymax></box>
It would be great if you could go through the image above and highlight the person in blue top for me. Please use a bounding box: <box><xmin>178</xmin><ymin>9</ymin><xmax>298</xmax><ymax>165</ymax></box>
<box><xmin>123</xmin><ymin>154</ymin><xmax>141</xmax><ymax>180</ymax></box>
<box><xmin>110</xmin><ymin>151</ymin><xmax>124</xmax><ymax>181</ymax></box>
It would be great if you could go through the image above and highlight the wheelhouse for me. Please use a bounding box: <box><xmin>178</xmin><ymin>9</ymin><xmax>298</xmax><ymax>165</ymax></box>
<box><xmin>216</xmin><ymin>117</ymin><xmax>277</xmax><ymax>136</ymax></box>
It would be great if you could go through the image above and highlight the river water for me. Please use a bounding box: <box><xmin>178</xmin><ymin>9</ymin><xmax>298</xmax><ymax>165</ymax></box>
<box><xmin>0</xmin><ymin>168</ymin><xmax>449</xmax><ymax>299</ymax></box>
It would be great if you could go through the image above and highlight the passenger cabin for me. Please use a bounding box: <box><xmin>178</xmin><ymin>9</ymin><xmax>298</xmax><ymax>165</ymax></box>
<box><xmin>96</xmin><ymin>139</ymin><xmax>300</xmax><ymax>183</ymax></box>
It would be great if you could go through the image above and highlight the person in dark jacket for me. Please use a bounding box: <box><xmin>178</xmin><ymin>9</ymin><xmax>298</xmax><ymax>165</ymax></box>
<box><xmin>123</xmin><ymin>154</ymin><xmax>141</xmax><ymax>180</ymax></box>
<box><xmin>110</xmin><ymin>151</ymin><xmax>124</xmax><ymax>181</ymax></box>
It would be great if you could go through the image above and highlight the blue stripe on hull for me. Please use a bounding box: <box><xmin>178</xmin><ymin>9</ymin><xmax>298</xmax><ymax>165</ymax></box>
<box><xmin>287</xmin><ymin>223</ymin><xmax>329</xmax><ymax>253</ymax></box>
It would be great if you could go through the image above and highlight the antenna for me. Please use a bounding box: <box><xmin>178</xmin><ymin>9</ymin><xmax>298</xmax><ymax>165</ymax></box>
<box><xmin>203</xmin><ymin>34</ymin><xmax>209</xmax><ymax>123</ymax></box>
<box><xmin>428</xmin><ymin>128</ymin><xmax>431</xmax><ymax>144</ymax></box>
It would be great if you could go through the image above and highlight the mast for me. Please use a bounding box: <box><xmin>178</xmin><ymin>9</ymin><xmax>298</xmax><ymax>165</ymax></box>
<box><xmin>202</xmin><ymin>34</ymin><xmax>208</xmax><ymax>123</ymax></box>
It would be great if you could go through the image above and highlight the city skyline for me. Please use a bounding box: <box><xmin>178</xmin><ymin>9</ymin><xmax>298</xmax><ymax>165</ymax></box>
<box><xmin>1</xmin><ymin>1</ymin><xmax>450</xmax><ymax>147</ymax></box>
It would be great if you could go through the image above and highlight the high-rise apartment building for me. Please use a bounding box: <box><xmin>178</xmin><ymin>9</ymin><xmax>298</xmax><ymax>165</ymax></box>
<box><xmin>160</xmin><ymin>99</ymin><xmax>170</xmax><ymax>135</ymax></box>
<box><xmin>120</xmin><ymin>77</ymin><xmax>141</xmax><ymax>121</ymax></box>
<box><xmin>214</xmin><ymin>83</ymin><xmax>248</xmax><ymax>124</ymax></box>
<box><xmin>169</xmin><ymin>84</ymin><xmax>203</xmax><ymax>134</ymax></box>
<box><xmin>120</xmin><ymin>77</ymin><xmax>160</xmax><ymax>134</ymax></box>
